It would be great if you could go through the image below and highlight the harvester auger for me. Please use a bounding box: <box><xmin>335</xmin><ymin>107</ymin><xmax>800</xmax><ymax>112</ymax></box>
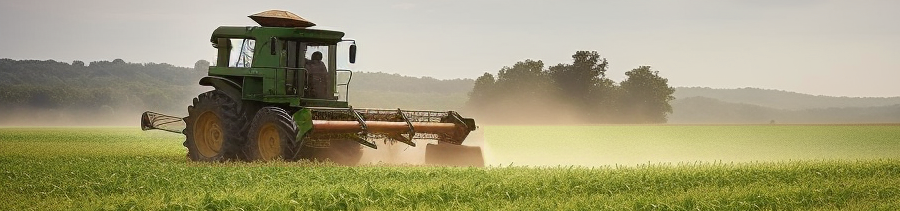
<box><xmin>140</xmin><ymin>10</ymin><xmax>484</xmax><ymax>166</ymax></box>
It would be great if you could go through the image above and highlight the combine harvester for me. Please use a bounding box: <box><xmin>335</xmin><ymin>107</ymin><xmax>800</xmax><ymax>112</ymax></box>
<box><xmin>141</xmin><ymin>10</ymin><xmax>483</xmax><ymax>166</ymax></box>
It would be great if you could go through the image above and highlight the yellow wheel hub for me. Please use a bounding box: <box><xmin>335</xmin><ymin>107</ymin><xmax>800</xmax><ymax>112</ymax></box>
<box><xmin>194</xmin><ymin>111</ymin><xmax>223</xmax><ymax>158</ymax></box>
<box><xmin>257</xmin><ymin>123</ymin><xmax>281</xmax><ymax>160</ymax></box>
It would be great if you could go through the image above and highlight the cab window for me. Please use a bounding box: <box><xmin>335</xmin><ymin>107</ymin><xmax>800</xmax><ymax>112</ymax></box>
<box><xmin>229</xmin><ymin>38</ymin><xmax>255</xmax><ymax>67</ymax></box>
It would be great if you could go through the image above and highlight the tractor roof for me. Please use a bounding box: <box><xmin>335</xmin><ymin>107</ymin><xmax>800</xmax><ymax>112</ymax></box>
<box><xmin>248</xmin><ymin>10</ymin><xmax>316</xmax><ymax>28</ymax></box>
<box><xmin>210</xmin><ymin>26</ymin><xmax>345</xmax><ymax>44</ymax></box>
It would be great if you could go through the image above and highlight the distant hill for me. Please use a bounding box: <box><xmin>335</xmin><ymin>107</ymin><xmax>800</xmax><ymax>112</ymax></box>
<box><xmin>669</xmin><ymin>96</ymin><xmax>900</xmax><ymax>124</ymax></box>
<box><xmin>675</xmin><ymin>87</ymin><xmax>900</xmax><ymax>110</ymax></box>
<box><xmin>1</xmin><ymin>58</ymin><xmax>896</xmax><ymax>125</ymax></box>
<box><xmin>669</xmin><ymin>87</ymin><xmax>900</xmax><ymax>124</ymax></box>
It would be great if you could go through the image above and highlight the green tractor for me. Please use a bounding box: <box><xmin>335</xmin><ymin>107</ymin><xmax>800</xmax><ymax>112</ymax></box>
<box><xmin>141</xmin><ymin>10</ymin><xmax>483</xmax><ymax>166</ymax></box>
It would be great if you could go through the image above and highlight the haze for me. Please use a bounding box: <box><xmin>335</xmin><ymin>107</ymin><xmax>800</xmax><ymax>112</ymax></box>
<box><xmin>1</xmin><ymin>0</ymin><xmax>898</xmax><ymax>97</ymax></box>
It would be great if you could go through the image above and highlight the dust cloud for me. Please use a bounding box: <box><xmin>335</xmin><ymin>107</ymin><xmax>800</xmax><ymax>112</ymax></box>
<box><xmin>0</xmin><ymin>107</ymin><xmax>153</xmax><ymax>127</ymax></box>
<box><xmin>351</xmin><ymin>92</ymin><xmax>595</xmax><ymax>166</ymax></box>
<box><xmin>0</xmin><ymin>87</ymin><xmax>209</xmax><ymax>127</ymax></box>
<box><xmin>358</xmin><ymin>130</ymin><xmax>494</xmax><ymax>166</ymax></box>
<box><xmin>358</xmin><ymin>142</ymin><xmax>428</xmax><ymax>165</ymax></box>
<box><xmin>466</xmin><ymin>91</ymin><xmax>591</xmax><ymax>125</ymax></box>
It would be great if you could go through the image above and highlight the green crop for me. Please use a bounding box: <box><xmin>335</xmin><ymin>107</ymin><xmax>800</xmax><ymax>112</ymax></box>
<box><xmin>1</xmin><ymin>126</ymin><xmax>899</xmax><ymax>210</ymax></box>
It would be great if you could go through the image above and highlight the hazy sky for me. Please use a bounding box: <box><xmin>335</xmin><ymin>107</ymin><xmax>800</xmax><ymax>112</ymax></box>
<box><xmin>1</xmin><ymin>0</ymin><xmax>898</xmax><ymax>97</ymax></box>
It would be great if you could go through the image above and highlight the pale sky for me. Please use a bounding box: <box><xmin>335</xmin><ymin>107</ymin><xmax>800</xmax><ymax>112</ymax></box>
<box><xmin>1</xmin><ymin>0</ymin><xmax>898</xmax><ymax>97</ymax></box>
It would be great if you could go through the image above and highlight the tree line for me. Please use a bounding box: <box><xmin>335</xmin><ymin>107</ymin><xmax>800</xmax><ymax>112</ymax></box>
<box><xmin>466</xmin><ymin>51</ymin><xmax>675</xmax><ymax>124</ymax></box>
<box><xmin>0</xmin><ymin>59</ymin><xmax>208</xmax><ymax>124</ymax></box>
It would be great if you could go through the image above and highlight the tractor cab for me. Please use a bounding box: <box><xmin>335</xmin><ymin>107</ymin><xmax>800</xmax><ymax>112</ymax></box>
<box><xmin>205</xmin><ymin>25</ymin><xmax>357</xmax><ymax>108</ymax></box>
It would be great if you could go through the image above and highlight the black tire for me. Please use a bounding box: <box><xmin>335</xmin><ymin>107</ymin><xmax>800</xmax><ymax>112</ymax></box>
<box><xmin>298</xmin><ymin>138</ymin><xmax>363</xmax><ymax>166</ymax></box>
<box><xmin>182</xmin><ymin>90</ymin><xmax>246</xmax><ymax>161</ymax></box>
<box><xmin>245</xmin><ymin>107</ymin><xmax>298</xmax><ymax>161</ymax></box>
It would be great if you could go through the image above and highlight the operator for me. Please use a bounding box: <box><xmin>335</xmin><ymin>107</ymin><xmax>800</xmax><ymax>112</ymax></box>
<box><xmin>305</xmin><ymin>51</ymin><xmax>328</xmax><ymax>98</ymax></box>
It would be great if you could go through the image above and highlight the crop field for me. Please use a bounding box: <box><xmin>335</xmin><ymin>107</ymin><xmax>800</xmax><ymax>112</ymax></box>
<box><xmin>2</xmin><ymin>126</ymin><xmax>900</xmax><ymax>210</ymax></box>
<box><xmin>484</xmin><ymin>125</ymin><xmax>900</xmax><ymax>166</ymax></box>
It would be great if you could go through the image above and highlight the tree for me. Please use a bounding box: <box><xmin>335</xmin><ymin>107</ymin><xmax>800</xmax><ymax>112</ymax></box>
<box><xmin>494</xmin><ymin>59</ymin><xmax>551</xmax><ymax>96</ymax></box>
<box><xmin>545</xmin><ymin>51</ymin><xmax>610</xmax><ymax>122</ymax></box>
<box><xmin>194</xmin><ymin>60</ymin><xmax>211</xmax><ymax>71</ymax></box>
<box><xmin>589</xmin><ymin>77</ymin><xmax>621</xmax><ymax>123</ymax></box>
<box><xmin>72</xmin><ymin>60</ymin><xmax>85</xmax><ymax>67</ymax></box>
<box><xmin>549</xmin><ymin>51</ymin><xmax>607</xmax><ymax>104</ymax></box>
<box><xmin>619</xmin><ymin>66</ymin><xmax>675</xmax><ymax>123</ymax></box>
<box><xmin>464</xmin><ymin>60</ymin><xmax>561</xmax><ymax>123</ymax></box>
<box><xmin>468</xmin><ymin>72</ymin><xmax>496</xmax><ymax>107</ymax></box>
<box><xmin>464</xmin><ymin>51</ymin><xmax>674</xmax><ymax>124</ymax></box>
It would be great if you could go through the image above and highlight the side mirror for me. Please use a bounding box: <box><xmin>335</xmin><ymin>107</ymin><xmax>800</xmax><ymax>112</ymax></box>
<box><xmin>270</xmin><ymin>37</ymin><xmax>277</xmax><ymax>55</ymax></box>
<box><xmin>349</xmin><ymin>44</ymin><xmax>357</xmax><ymax>64</ymax></box>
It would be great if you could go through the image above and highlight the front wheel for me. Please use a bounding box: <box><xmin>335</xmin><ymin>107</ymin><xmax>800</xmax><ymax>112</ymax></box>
<box><xmin>245</xmin><ymin>107</ymin><xmax>298</xmax><ymax>161</ymax></box>
<box><xmin>182</xmin><ymin>90</ymin><xmax>246</xmax><ymax>161</ymax></box>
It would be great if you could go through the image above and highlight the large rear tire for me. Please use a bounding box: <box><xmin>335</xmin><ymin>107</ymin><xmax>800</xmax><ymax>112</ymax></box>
<box><xmin>182</xmin><ymin>90</ymin><xmax>246</xmax><ymax>161</ymax></box>
<box><xmin>245</xmin><ymin>107</ymin><xmax>298</xmax><ymax>161</ymax></box>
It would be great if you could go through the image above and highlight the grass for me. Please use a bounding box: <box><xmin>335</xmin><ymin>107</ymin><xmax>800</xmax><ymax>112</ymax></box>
<box><xmin>1</xmin><ymin>126</ymin><xmax>900</xmax><ymax>210</ymax></box>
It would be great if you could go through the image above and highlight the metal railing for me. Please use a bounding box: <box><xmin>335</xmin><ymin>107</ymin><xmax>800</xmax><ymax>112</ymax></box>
<box><xmin>336</xmin><ymin>69</ymin><xmax>353</xmax><ymax>102</ymax></box>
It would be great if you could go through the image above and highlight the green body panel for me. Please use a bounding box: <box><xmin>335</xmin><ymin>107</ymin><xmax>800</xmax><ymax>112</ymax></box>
<box><xmin>204</xmin><ymin>26</ymin><xmax>349</xmax><ymax>109</ymax></box>
<box><xmin>292</xmin><ymin>109</ymin><xmax>314</xmax><ymax>141</ymax></box>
